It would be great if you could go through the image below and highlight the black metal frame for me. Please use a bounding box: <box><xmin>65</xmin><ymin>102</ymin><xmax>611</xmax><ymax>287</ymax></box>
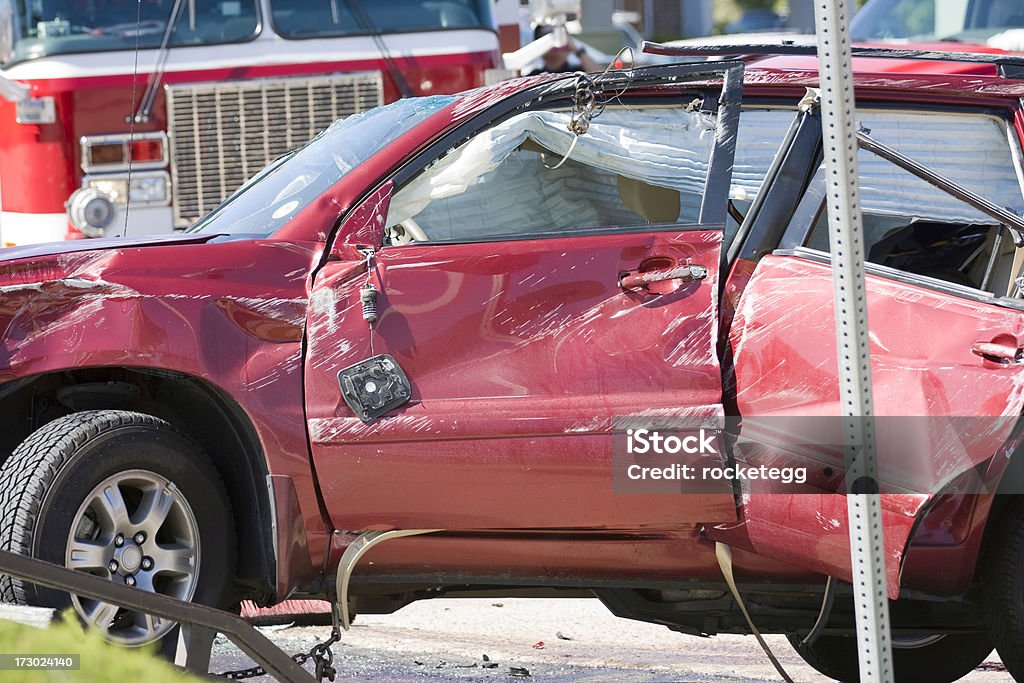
<box><xmin>768</xmin><ymin>118</ymin><xmax>1024</xmax><ymax>311</ymax></box>
<box><xmin>0</xmin><ymin>550</ymin><xmax>314</xmax><ymax>682</ymax></box>
<box><xmin>857</xmin><ymin>130</ymin><xmax>1024</xmax><ymax>242</ymax></box>
<box><xmin>642</xmin><ymin>41</ymin><xmax>1024</xmax><ymax>79</ymax></box>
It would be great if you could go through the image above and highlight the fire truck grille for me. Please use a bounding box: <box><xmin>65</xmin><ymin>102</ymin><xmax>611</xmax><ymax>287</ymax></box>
<box><xmin>165</xmin><ymin>72</ymin><xmax>384</xmax><ymax>228</ymax></box>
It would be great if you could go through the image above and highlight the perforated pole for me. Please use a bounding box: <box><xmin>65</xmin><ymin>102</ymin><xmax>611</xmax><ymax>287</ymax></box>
<box><xmin>812</xmin><ymin>1</ymin><xmax>894</xmax><ymax>681</ymax></box>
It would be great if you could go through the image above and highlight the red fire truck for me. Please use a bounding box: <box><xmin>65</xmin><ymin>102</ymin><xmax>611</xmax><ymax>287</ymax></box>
<box><xmin>0</xmin><ymin>0</ymin><xmax>503</xmax><ymax>246</ymax></box>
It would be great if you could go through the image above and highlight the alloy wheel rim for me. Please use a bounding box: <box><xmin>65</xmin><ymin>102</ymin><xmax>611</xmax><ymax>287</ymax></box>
<box><xmin>64</xmin><ymin>469</ymin><xmax>201</xmax><ymax>646</ymax></box>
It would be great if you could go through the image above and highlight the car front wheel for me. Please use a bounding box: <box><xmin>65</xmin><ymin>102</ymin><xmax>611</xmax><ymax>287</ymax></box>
<box><xmin>0</xmin><ymin>410</ymin><xmax>235</xmax><ymax>648</ymax></box>
<box><xmin>787</xmin><ymin>632</ymin><xmax>992</xmax><ymax>682</ymax></box>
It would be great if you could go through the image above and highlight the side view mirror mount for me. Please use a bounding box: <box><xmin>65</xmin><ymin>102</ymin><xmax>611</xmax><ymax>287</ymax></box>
<box><xmin>336</xmin><ymin>181</ymin><xmax>392</xmax><ymax>255</ymax></box>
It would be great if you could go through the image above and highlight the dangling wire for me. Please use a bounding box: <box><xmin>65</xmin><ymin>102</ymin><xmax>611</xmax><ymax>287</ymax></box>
<box><xmin>590</xmin><ymin>46</ymin><xmax>637</xmax><ymax>113</ymax></box>
<box><xmin>360</xmin><ymin>249</ymin><xmax>378</xmax><ymax>356</ymax></box>
<box><xmin>362</xmin><ymin>249</ymin><xmax>374</xmax><ymax>289</ymax></box>
<box><xmin>543</xmin><ymin>49</ymin><xmax>637</xmax><ymax>171</ymax></box>
<box><xmin>543</xmin><ymin>133</ymin><xmax>579</xmax><ymax>171</ymax></box>
<box><xmin>542</xmin><ymin>74</ymin><xmax>596</xmax><ymax>170</ymax></box>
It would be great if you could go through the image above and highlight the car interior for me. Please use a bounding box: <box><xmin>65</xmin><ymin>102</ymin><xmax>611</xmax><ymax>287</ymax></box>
<box><xmin>804</xmin><ymin>160</ymin><xmax>1024</xmax><ymax>299</ymax></box>
<box><xmin>384</xmin><ymin>102</ymin><xmax>1024</xmax><ymax>306</ymax></box>
<box><xmin>792</xmin><ymin>110</ymin><xmax>1024</xmax><ymax>300</ymax></box>
<box><xmin>385</xmin><ymin>105</ymin><xmax>718</xmax><ymax>244</ymax></box>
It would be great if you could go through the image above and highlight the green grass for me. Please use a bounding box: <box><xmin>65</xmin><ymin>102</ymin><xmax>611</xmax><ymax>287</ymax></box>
<box><xmin>0</xmin><ymin>611</ymin><xmax>199</xmax><ymax>682</ymax></box>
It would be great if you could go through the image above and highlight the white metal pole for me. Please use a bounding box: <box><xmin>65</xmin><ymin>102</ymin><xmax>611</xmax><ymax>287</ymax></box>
<box><xmin>811</xmin><ymin>1</ymin><xmax>894</xmax><ymax>682</ymax></box>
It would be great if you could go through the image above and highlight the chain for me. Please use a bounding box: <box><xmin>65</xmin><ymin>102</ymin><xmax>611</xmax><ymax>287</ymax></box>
<box><xmin>215</xmin><ymin>627</ymin><xmax>342</xmax><ymax>681</ymax></box>
<box><xmin>546</xmin><ymin>59</ymin><xmax>637</xmax><ymax>171</ymax></box>
<box><xmin>568</xmin><ymin>74</ymin><xmax>599</xmax><ymax>136</ymax></box>
<box><xmin>568</xmin><ymin>47</ymin><xmax>636</xmax><ymax>135</ymax></box>
<box><xmin>543</xmin><ymin>75</ymin><xmax>597</xmax><ymax>171</ymax></box>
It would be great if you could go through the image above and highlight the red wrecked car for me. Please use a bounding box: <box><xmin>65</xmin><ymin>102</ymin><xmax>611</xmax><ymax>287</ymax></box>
<box><xmin>4</xmin><ymin>53</ymin><xmax>1024</xmax><ymax>682</ymax></box>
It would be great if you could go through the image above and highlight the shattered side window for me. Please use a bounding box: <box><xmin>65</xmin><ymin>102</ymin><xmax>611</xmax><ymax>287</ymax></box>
<box><xmin>805</xmin><ymin>113</ymin><xmax>1024</xmax><ymax>296</ymax></box>
<box><xmin>384</xmin><ymin>107</ymin><xmax>719</xmax><ymax>244</ymax></box>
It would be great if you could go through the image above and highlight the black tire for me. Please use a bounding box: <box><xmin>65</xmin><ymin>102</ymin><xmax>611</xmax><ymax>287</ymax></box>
<box><xmin>986</xmin><ymin>497</ymin><xmax>1024</xmax><ymax>681</ymax></box>
<box><xmin>0</xmin><ymin>410</ymin><xmax>235</xmax><ymax>650</ymax></box>
<box><xmin>788</xmin><ymin>632</ymin><xmax>993</xmax><ymax>683</ymax></box>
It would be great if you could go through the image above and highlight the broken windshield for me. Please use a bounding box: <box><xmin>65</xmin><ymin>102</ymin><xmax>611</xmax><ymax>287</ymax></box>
<box><xmin>188</xmin><ymin>95</ymin><xmax>456</xmax><ymax>237</ymax></box>
<box><xmin>5</xmin><ymin>0</ymin><xmax>258</xmax><ymax>66</ymax></box>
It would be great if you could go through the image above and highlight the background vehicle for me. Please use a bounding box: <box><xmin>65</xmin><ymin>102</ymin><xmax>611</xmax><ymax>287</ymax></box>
<box><xmin>674</xmin><ymin>0</ymin><xmax>1024</xmax><ymax>70</ymax></box>
<box><xmin>852</xmin><ymin>0</ymin><xmax>1024</xmax><ymax>51</ymax></box>
<box><xmin>726</xmin><ymin>8</ymin><xmax>786</xmax><ymax>34</ymax></box>
<box><xmin>0</xmin><ymin>0</ymin><xmax>502</xmax><ymax>247</ymax></box>
<box><xmin>5</xmin><ymin>54</ymin><xmax>1024</xmax><ymax>682</ymax></box>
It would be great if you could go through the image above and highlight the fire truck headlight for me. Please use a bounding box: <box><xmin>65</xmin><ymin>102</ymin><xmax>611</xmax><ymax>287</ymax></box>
<box><xmin>128</xmin><ymin>175</ymin><xmax>169</xmax><ymax>204</ymax></box>
<box><xmin>67</xmin><ymin>187</ymin><xmax>116</xmax><ymax>237</ymax></box>
<box><xmin>83</xmin><ymin>171</ymin><xmax>170</xmax><ymax>207</ymax></box>
<box><xmin>86</xmin><ymin>178</ymin><xmax>128</xmax><ymax>203</ymax></box>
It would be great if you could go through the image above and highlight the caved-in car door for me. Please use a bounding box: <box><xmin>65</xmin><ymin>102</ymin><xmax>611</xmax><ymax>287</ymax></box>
<box><xmin>712</xmin><ymin>108</ymin><xmax>1024</xmax><ymax>596</ymax></box>
<box><xmin>304</xmin><ymin>64</ymin><xmax>745</xmax><ymax>532</ymax></box>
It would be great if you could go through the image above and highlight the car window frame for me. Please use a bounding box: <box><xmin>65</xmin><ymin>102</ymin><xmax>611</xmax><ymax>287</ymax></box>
<box><xmin>775</xmin><ymin>105</ymin><xmax>1024</xmax><ymax>311</ymax></box>
<box><xmin>369</xmin><ymin>62</ymin><xmax>745</xmax><ymax>250</ymax></box>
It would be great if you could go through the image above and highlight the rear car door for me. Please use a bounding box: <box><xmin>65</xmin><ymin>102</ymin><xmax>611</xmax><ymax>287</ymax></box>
<box><xmin>713</xmin><ymin>106</ymin><xmax>1024</xmax><ymax>595</ymax></box>
<box><xmin>304</xmin><ymin>65</ymin><xmax>745</xmax><ymax>532</ymax></box>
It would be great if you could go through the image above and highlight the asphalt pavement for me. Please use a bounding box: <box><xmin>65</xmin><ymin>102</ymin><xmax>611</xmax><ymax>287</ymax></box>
<box><xmin>210</xmin><ymin>598</ymin><xmax>1013</xmax><ymax>682</ymax></box>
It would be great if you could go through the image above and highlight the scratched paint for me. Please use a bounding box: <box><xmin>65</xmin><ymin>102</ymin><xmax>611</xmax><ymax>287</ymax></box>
<box><xmin>305</xmin><ymin>197</ymin><xmax>734</xmax><ymax>530</ymax></box>
<box><xmin>716</xmin><ymin>252</ymin><xmax>1024</xmax><ymax>597</ymax></box>
<box><xmin>0</xmin><ymin>237</ymin><xmax>334</xmax><ymax>586</ymax></box>
<box><xmin>4</xmin><ymin>59</ymin><xmax>1024</xmax><ymax>607</ymax></box>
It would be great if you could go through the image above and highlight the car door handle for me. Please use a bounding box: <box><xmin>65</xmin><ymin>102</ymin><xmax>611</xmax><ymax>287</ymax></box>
<box><xmin>619</xmin><ymin>265</ymin><xmax>708</xmax><ymax>292</ymax></box>
<box><xmin>971</xmin><ymin>337</ymin><xmax>1024</xmax><ymax>364</ymax></box>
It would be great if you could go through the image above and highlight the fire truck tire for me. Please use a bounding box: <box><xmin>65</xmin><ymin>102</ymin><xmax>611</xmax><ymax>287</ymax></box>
<box><xmin>0</xmin><ymin>410</ymin><xmax>235</xmax><ymax>650</ymax></box>
<box><xmin>787</xmin><ymin>632</ymin><xmax>993</xmax><ymax>682</ymax></box>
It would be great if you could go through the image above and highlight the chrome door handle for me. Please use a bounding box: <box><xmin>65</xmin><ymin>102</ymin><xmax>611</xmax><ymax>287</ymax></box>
<box><xmin>619</xmin><ymin>264</ymin><xmax>707</xmax><ymax>292</ymax></box>
<box><xmin>971</xmin><ymin>339</ymin><xmax>1024</xmax><ymax>364</ymax></box>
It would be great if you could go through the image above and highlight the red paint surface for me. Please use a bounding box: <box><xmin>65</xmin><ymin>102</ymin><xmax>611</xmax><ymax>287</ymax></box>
<box><xmin>332</xmin><ymin>528</ymin><xmax>821</xmax><ymax>585</ymax></box>
<box><xmin>719</xmin><ymin>254</ymin><xmax>1024</xmax><ymax>597</ymax></box>
<box><xmin>306</xmin><ymin>209</ymin><xmax>736</xmax><ymax>530</ymax></box>
<box><xmin>0</xmin><ymin>237</ymin><xmax>333</xmax><ymax>583</ymax></box>
<box><xmin>1</xmin><ymin>60</ymin><xmax>1024</xmax><ymax>603</ymax></box>
<box><xmin>0</xmin><ymin>95</ymin><xmax>78</xmax><ymax>215</ymax></box>
<box><xmin>899</xmin><ymin>492</ymin><xmax>995</xmax><ymax>595</ymax></box>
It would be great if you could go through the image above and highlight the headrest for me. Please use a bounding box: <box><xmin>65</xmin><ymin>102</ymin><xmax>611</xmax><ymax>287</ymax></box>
<box><xmin>617</xmin><ymin>175</ymin><xmax>680</xmax><ymax>224</ymax></box>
